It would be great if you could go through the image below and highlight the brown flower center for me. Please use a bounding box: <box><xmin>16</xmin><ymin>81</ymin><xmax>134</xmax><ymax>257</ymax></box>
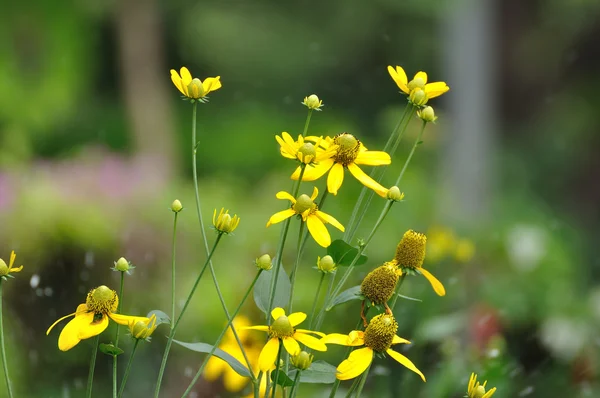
<box><xmin>333</xmin><ymin>133</ymin><xmax>360</xmax><ymax>166</ymax></box>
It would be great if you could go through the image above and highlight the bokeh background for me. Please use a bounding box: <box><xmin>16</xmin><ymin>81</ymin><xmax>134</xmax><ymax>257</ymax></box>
<box><xmin>1</xmin><ymin>0</ymin><xmax>600</xmax><ymax>397</ymax></box>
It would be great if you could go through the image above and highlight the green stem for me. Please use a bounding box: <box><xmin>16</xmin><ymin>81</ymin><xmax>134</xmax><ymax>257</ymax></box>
<box><xmin>154</xmin><ymin>234</ymin><xmax>223</xmax><ymax>398</ymax></box>
<box><xmin>343</xmin><ymin>378</ymin><xmax>361</xmax><ymax>398</ymax></box>
<box><xmin>328</xmin><ymin>317</ymin><xmax>366</xmax><ymax>398</ymax></box>
<box><xmin>117</xmin><ymin>339</ymin><xmax>140</xmax><ymax>398</ymax></box>
<box><xmin>180</xmin><ymin>270</ymin><xmax>263</xmax><ymax>397</ymax></box>
<box><xmin>86</xmin><ymin>335</ymin><xmax>100</xmax><ymax>398</ymax></box>
<box><xmin>353</xmin><ymin>363</ymin><xmax>371</xmax><ymax>398</ymax></box>
<box><xmin>287</xmin><ymin>221</ymin><xmax>305</xmax><ymax>312</ymax></box>
<box><xmin>308</xmin><ymin>273</ymin><xmax>326</xmax><ymax>328</ymax></box>
<box><xmin>113</xmin><ymin>272</ymin><xmax>125</xmax><ymax>398</ymax></box>
<box><xmin>271</xmin><ymin>341</ymin><xmax>284</xmax><ymax>398</ymax></box>
<box><xmin>393</xmin><ymin>120</ymin><xmax>427</xmax><ymax>187</ymax></box>
<box><xmin>302</xmin><ymin>109</ymin><xmax>313</xmax><ymax>137</ymax></box>
<box><xmin>314</xmin><ymin>270</ymin><xmax>337</xmax><ymax>330</ymax></box>
<box><xmin>289</xmin><ymin>370</ymin><xmax>302</xmax><ymax>398</ymax></box>
<box><xmin>0</xmin><ymin>283</ymin><xmax>13</xmax><ymax>398</ymax></box>
<box><xmin>388</xmin><ymin>274</ymin><xmax>408</xmax><ymax>311</ymax></box>
<box><xmin>171</xmin><ymin>212</ymin><xmax>179</xmax><ymax>327</ymax></box>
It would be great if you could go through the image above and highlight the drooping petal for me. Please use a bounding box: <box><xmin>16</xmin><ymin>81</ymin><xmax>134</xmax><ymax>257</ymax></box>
<box><xmin>392</xmin><ymin>335</ymin><xmax>411</xmax><ymax>345</ymax></box>
<box><xmin>386</xmin><ymin>349</ymin><xmax>426</xmax><ymax>382</ymax></box>
<box><xmin>293</xmin><ymin>332</ymin><xmax>327</xmax><ymax>351</ymax></box>
<box><xmin>109</xmin><ymin>313</ymin><xmax>151</xmax><ymax>326</ymax></box>
<box><xmin>258</xmin><ymin>338</ymin><xmax>280</xmax><ymax>372</ymax></box>
<box><xmin>306</xmin><ymin>215</ymin><xmax>331</xmax><ymax>248</ymax></box>
<box><xmin>414</xmin><ymin>71</ymin><xmax>428</xmax><ymax>84</ymax></box>
<box><xmin>355</xmin><ymin>150</ymin><xmax>391</xmax><ymax>166</ymax></box>
<box><xmin>58</xmin><ymin>311</ymin><xmax>103</xmax><ymax>351</ymax></box>
<box><xmin>315</xmin><ymin>211</ymin><xmax>345</xmax><ymax>232</ymax></box>
<box><xmin>240</xmin><ymin>325</ymin><xmax>270</xmax><ymax>332</ymax></box>
<box><xmin>419</xmin><ymin>268</ymin><xmax>446</xmax><ymax>296</ymax></box>
<box><xmin>266</xmin><ymin>209</ymin><xmax>296</xmax><ymax>227</ymax></box>
<box><xmin>483</xmin><ymin>387</ymin><xmax>497</xmax><ymax>398</ymax></box>
<box><xmin>202</xmin><ymin>76</ymin><xmax>222</xmax><ymax>95</ymax></box>
<box><xmin>46</xmin><ymin>304</ymin><xmax>88</xmax><ymax>335</ymax></box>
<box><xmin>321</xmin><ymin>333</ymin><xmax>362</xmax><ymax>346</ymax></box>
<box><xmin>282</xmin><ymin>337</ymin><xmax>301</xmax><ymax>356</ymax></box>
<box><xmin>170</xmin><ymin>69</ymin><xmax>185</xmax><ymax>95</ymax></box>
<box><xmin>424</xmin><ymin>82</ymin><xmax>449</xmax><ymax>99</ymax></box>
<box><xmin>336</xmin><ymin>347</ymin><xmax>373</xmax><ymax>380</ymax></box>
<box><xmin>275</xmin><ymin>191</ymin><xmax>296</xmax><ymax>203</ymax></box>
<box><xmin>294</xmin><ymin>329</ymin><xmax>325</xmax><ymax>338</ymax></box>
<box><xmin>347</xmin><ymin>163</ymin><xmax>388</xmax><ymax>197</ymax></box>
<box><xmin>78</xmin><ymin>314</ymin><xmax>110</xmax><ymax>340</ymax></box>
<box><xmin>387</xmin><ymin>65</ymin><xmax>409</xmax><ymax>94</ymax></box>
<box><xmin>327</xmin><ymin>163</ymin><xmax>345</xmax><ymax>195</ymax></box>
<box><xmin>287</xmin><ymin>312</ymin><xmax>307</xmax><ymax>327</ymax></box>
<box><xmin>292</xmin><ymin>159</ymin><xmax>334</xmax><ymax>181</ymax></box>
<box><xmin>271</xmin><ymin>307</ymin><xmax>286</xmax><ymax>320</ymax></box>
<box><xmin>310</xmin><ymin>186</ymin><xmax>319</xmax><ymax>201</ymax></box>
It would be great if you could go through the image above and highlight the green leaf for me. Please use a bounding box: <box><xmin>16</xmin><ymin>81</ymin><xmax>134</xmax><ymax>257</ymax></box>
<box><xmin>147</xmin><ymin>310</ymin><xmax>171</xmax><ymax>326</ymax></box>
<box><xmin>253</xmin><ymin>264</ymin><xmax>291</xmax><ymax>315</ymax></box>
<box><xmin>99</xmin><ymin>343</ymin><xmax>124</xmax><ymax>356</ymax></box>
<box><xmin>271</xmin><ymin>370</ymin><xmax>295</xmax><ymax>387</ymax></box>
<box><xmin>326</xmin><ymin>285</ymin><xmax>362</xmax><ymax>311</ymax></box>
<box><xmin>327</xmin><ymin>239</ymin><xmax>367</xmax><ymax>267</ymax></box>
<box><xmin>396</xmin><ymin>293</ymin><xmax>422</xmax><ymax>302</ymax></box>
<box><xmin>172</xmin><ymin>339</ymin><xmax>252</xmax><ymax>378</ymax></box>
<box><xmin>289</xmin><ymin>361</ymin><xmax>337</xmax><ymax>384</ymax></box>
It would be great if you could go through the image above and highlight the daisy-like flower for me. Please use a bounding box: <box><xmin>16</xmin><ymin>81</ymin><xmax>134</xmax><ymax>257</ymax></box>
<box><xmin>322</xmin><ymin>314</ymin><xmax>425</xmax><ymax>381</ymax></box>
<box><xmin>128</xmin><ymin>314</ymin><xmax>158</xmax><ymax>341</ymax></box>
<box><xmin>170</xmin><ymin>66</ymin><xmax>222</xmax><ymax>101</ymax></box>
<box><xmin>387</xmin><ymin>65</ymin><xmax>449</xmax><ymax>105</ymax></box>
<box><xmin>393</xmin><ymin>229</ymin><xmax>446</xmax><ymax>296</ymax></box>
<box><xmin>46</xmin><ymin>285</ymin><xmax>151</xmax><ymax>351</ymax></box>
<box><xmin>0</xmin><ymin>251</ymin><xmax>23</xmax><ymax>279</ymax></box>
<box><xmin>242</xmin><ymin>308</ymin><xmax>327</xmax><ymax>372</ymax></box>
<box><xmin>467</xmin><ymin>373</ymin><xmax>497</xmax><ymax>398</ymax></box>
<box><xmin>276</xmin><ymin>132</ymin><xmax>337</xmax><ymax>165</ymax></box>
<box><xmin>291</xmin><ymin>133</ymin><xmax>390</xmax><ymax>197</ymax></box>
<box><xmin>266</xmin><ymin>187</ymin><xmax>344</xmax><ymax>247</ymax></box>
<box><xmin>213</xmin><ymin>208</ymin><xmax>241</xmax><ymax>234</ymax></box>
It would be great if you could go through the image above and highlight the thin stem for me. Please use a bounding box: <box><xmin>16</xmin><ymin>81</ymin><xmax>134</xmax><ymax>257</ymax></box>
<box><xmin>353</xmin><ymin>363</ymin><xmax>371</xmax><ymax>398</ymax></box>
<box><xmin>254</xmin><ymin>372</ymin><xmax>263</xmax><ymax>398</ymax></box>
<box><xmin>308</xmin><ymin>273</ymin><xmax>326</xmax><ymax>328</ymax></box>
<box><xmin>171</xmin><ymin>212</ymin><xmax>179</xmax><ymax>326</ymax></box>
<box><xmin>117</xmin><ymin>339</ymin><xmax>140</xmax><ymax>398</ymax></box>
<box><xmin>394</xmin><ymin>120</ymin><xmax>427</xmax><ymax>187</ymax></box>
<box><xmin>0</xmin><ymin>283</ymin><xmax>13</xmax><ymax>398</ymax></box>
<box><xmin>289</xmin><ymin>370</ymin><xmax>302</xmax><ymax>398</ymax></box>
<box><xmin>113</xmin><ymin>272</ymin><xmax>125</xmax><ymax>398</ymax></box>
<box><xmin>154</xmin><ymin>234</ymin><xmax>223</xmax><ymax>398</ymax></box>
<box><xmin>86</xmin><ymin>335</ymin><xmax>100</xmax><ymax>398</ymax></box>
<box><xmin>301</xmin><ymin>109</ymin><xmax>313</xmax><ymax>137</ymax></box>
<box><xmin>287</xmin><ymin>221</ymin><xmax>305</xmax><ymax>312</ymax></box>
<box><xmin>181</xmin><ymin>270</ymin><xmax>264</xmax><ymax>397</ymax></box>
<box><xmin>388</xmin><ymin>274</ymin><xmax>408</xmax><ymax>311</ymax></box>
<box><xmin>314</xmin><ymin>271</ymin><xmax>336</xmax><ymax>330</ymax></box>
<box><xmin>328</xmin><ymin>317</ymin><xmax>366</xmax><ymax>398</ymax></box>
<box><xmin>343</xmin><ymin>378</ymin><xmax>361</xmax><ymax>398</ymax></box>
<box><xmin>271</xmin><ymin>341</ymin><xmax>284</xmax><ymax>398</ymax></box>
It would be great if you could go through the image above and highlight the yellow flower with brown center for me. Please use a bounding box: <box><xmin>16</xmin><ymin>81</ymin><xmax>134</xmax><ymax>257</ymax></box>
<box><xmin>170</xmin><ymin>66</ymin><xmax>222</xmax><ymax>101</ymax></box>
<box><xmin>387</xmin><ymin>65</ymin><xmax>449</xmax><ymax>105</ymax></box>
<box><xmin>266</xmin><ymin>187</ymin><xmax>344</xmax><ymax>247</ymax></box>
<box><xmin>46</xmin><ymin>285</ymin><xmax>152</xmax><ymax>351</ymax></box>
<box><xmin>291</xmin><ymin>133</ymin><xmax>391</xmax><ymax>197</ymax></box>
<box><xmin>322</xmin><ymin>314</ymin><xmax>425</xmax><ymax>381</ymax></box>
<box><xmin>0</xmin><ymin>251</ymin><xmax>23</xmax><ymax>278</ymax></box>
<box><xmin>213</xmin><ymin>208</ymin><xmax>241</xmax><ymax>234</ymax></box>
<box><xmin>394</xmin><ymin>230</ymin><xmax>445</xmax><ymax>296</ymax></box>
<box><xmin>467</xmin><ymin>373</ymin><xmax>497</xmax><ymax>398</ymax></box>
<box><xmin>275</xmin><ymin>132</ymin><xmax>337</xmax><ymax>165</ymax></box>
<box><xmin>242</xmin><ymin>308</ymin><xmax>327</xmax><ymax>372</ymax></box>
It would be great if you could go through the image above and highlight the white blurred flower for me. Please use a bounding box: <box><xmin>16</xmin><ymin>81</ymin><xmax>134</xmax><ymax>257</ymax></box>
<box><xmin>540</xmin><ymin>316</ymin><xmax>587</xmax><ymax>361</ymax></box>
<box><xmin>505</xmin><ymin>224</ymin><xmax>547</xmax><ymax>272</ymax></box>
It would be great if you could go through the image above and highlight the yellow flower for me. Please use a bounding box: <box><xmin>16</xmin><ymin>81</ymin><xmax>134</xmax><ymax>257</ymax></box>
<box><xmin>322</xmin><ymin>314</ymin><xmax>425</xmax><ymax>381</ymax></box>
<box><xmin>170</xmin><ymin>67</ymin><xmax>222</xmax><ymax>101</ymax></box>
<box><xmin>387</xmin><ymin>65</ymin><xmax>449</xmax><ymax>103</ymax></box>
<box><xmin>0</xmin><ymin>251</ymin><xmax>23</xmax><ymax>278</ymax></box>
<box><xmin>276</xmin><ymin>132</ymin><xmax>337</xmax><ymax>165</ymax></box>
<box><xmin>213</xmin><ymin>208</ymin><xmax>241</xmax><ymax>234</ymax></box>
<box><xmin>394</xmin><ymin>230</ymin><xmax>446</xmax><ymax>296</ymax></box>
<box><xmin>467</xmin><ymin>373</ymin><xmax>497</xmax><ymax>398</ymax></box>
<box><xmin>266</xmin><ymin>187</ymin><xmax>344</xmax><ymax>247</ymax></box>
<box><xmin>46</xmin><ymin>285</ymin><xmax>151</xmax><ymax>351</ymax></box>
<box><xmin>291</xmin><ymin>133</ymin><xmax>391</xmax><ymax>197</ymax></box>
<box><xmin>242</xmin><ymin>308</ymin><xmax>327</xmax><ymax>372</ymax></box>
<box><xmin>129</xmin><ymin>314</ymin><xmax>158</xmax><ymax>340</ymax></box>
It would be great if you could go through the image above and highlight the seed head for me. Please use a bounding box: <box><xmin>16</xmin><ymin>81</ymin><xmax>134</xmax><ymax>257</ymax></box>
<box><xmin>360</xmin><ymin>262</ymin><xmax>400</xmax><ymax>304</ymax></box>
<box><xmin>363</xmin><ymin>314</ymin><xmax>398</xmax><ymax>353</ymax></box>
<box><xmin>395</xmin><ymin>230</ymin><xmax>427</xmax><ymax>269</ymax></box>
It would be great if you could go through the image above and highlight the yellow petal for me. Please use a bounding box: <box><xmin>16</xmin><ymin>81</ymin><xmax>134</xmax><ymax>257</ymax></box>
<box><xmin>266</xmin><ymin>209</ymin><xmax>295</xmax><ymax>227</ymax></box>
<box><xmin>204</xmin><ymin>355</ymin><xmax>226</xmax><ymax>381</ymax></box>
<box><xmin>424</xmin><ymin>82</ymin><xmax>450</xmax><ymax>99</ymax></box>
<box><xmin>336</xmin><ymin>347</ymin><xmax>373</xmax><ymax>380</ymax></box>
<box><xmin>9</xmin><ymin>251</ymin><xmax>16</xmax><ymax>268</ymax></box>
<box><xmin>292</xmin><ymin>158</ymin><xmax>334</xmax><ymax>181</ymax></box>
<box><xmin>327</xmin><ymin>162</ymin><xmax>345</xmax><ymax>195</ymax></box>
<box><xmin>293</xmin><ymin>332</ymin><xmax>327</xmax><ymax>351</ymax></box>
<box><xmin>387</xmin><ymin>65</ymin><xmax>409</xmax><ymax>94</ymax></box>
<box><xmin>271</xmin><ymin>307</ymin><xmax>286</xmax><ymax>320</ymax></box>
<box><xmin>180</xmin><ymin>67</ymin><xmax>193</xmax><ymax>89</ymax></box>
<box><xmin>287</xmin><ymin>312</ymin><xmax>307</xmax><ymax>327</ymax></box>
<box><xmin>354</xmin><ymin>150</ymin><xmax>391</xmax><ymax>166</ymax></box>
<box><xmin>170</xmin><ymin>69</ymin><xmax>185</xmax><ymax>95</ymax></box>
<box><xmin>58</xmin><ymin>311</ymin><xmax>102</xmax><ymax>351</ymax></box>
<box><xmin>386</xmin><ymin>349</ymin><xmax>426</xmax><ymax>382</ymax></box>
<box><xmin>295</xmin><ymin>328</ymin><xmax>325</xmax><ymax>337</ymax></box>
<box><xmin>307</xmin><ymin>215</ymin><xmax>331</xmax><ymax>248</ymax></box>
<box><xmin>315</xmin><ymin>211</ymin><xmax>345</xmax><ymax>232</ymax></box>
<box><xmin>392</xmin><ymin>335</ymin><xmax>411</xmax><ymax>345</ymax></box>
<box><xmin>258</xmin><ymin>338</ymin><xmax>280</xmax><ymax>372</ymax></box>
<box><xmin>346</xmin><ymin>163</ymin><xmax>388</xmax><ymax>197</ymax></box>
<box><xmin>483</xmin><ymin>387</ymin><xmax>497</xmax><ymax>398</ymax></box>
<box><xmin>223</xmin><ymin>365</ymin><xmax>249</xmax><ymax>392</ymax></box>
<box><xmin>321</xmin><ymin>333</ymin><xmax>353</xmax><ymax>346</ymax></box>
<box><xmin>468</xmin><ymin>373</ymin><xmax>477</xmax><ymax>392</ymax></box>
<box><xmin>202</xmin><ymin>76</ymin><xmax>222</xmax><ymax>95</ymax></box>
<box><xmin>78</xmin><ymin>314</ymin><xmax>110</xmax><ymax>340</ymax></box>
<box><xmin>109</xmin><ymin>313</ymin><xmax>151</xmax><ymax>326</ymax></box>
<box><xmin>419</xmin><ymin>268</ymin><xmax>446</xmax><ymax>296</ymax></box>
<box><xmin>9</xmin><ymin>265</ymin><xmax>23</xmax><ymax>273</ymax></box>
<box><xmin>240</xmin><ymin>325</ymin><xmax>269</xmax><ymax>332</ymax></box>
<box><xmin>275</xmin><ymin>191</ymin><xmax>296</xmax><ymax>203</ymax></box>
<box><xmin>46</xmin><ymin>304</ymin><xmax>87</xmax><ymax>335</ymax></box>
<box><xmin>282</xmin><ymin>336</ymin><xmax>300</xmax><ymax>356</ymax></box>
<box><xmin>414</xmin><ymin>71</ymin><xmax>428</xmax><ymax>84</ymax></box>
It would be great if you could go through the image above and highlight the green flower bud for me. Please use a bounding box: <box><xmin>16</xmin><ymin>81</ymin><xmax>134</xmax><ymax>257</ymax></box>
<box><xmin>417</xmin><ymin>106</ymin><xmax>437</xmax><ymax>123</ymax></box>
<box><xmin>0</xmin><ymin>259</ymin><xmax>8</xmax><ymax>277</ymax></box>
<box><xmin>115</xmin><ymin>257</ymin><xmax>130</xmax><ymax>272</ymax></box>
<box><xmin>407</xmin><ymin>77</ymin><xmax>425</xmax><ymax>91</ymax></box>
<box><xmin>473</xmin><ymin>385</ymin><xmax>486</xmax><ymax>398</ymax></box>
<box><xmin>409</xmin><ymin>88</ymin><xmax>428</xmax><ymax>106</ymax></box>
<box><xmin>317</xmin><ymin>255</ymin><xmax>336</xmax><ymax>273</ymax></box>
<box><xmin>302</xmin><ymin>94</ymin><xmax>323</xmax><ymax>110</ymax></box>
<box><xmin>256</xmin><ymin>254</ymin><xmax>273</xmax><ymax>271</ymax></box>
<box><xmin>187</xmin><ymin>78</ymin><xmax>205</xmax><ymax>99</ymax></box>
<box><xmin>291</xmin><ymin>351</ymin><xmax>313</xmax><ymax>370</ymax></box>
<box><xmin>386</xmin><ymin>186</ymin><xmax>404</xmax><ymax>202</ymax></box>
<box><xmin>213</xmin><ymin>208</ymin><xmax>241</xmax><ymax>234</ymax></box>
<box><xmin>293</xmin><ymin>194</ymin><xmax>315</xmax><ymax>214</ymax></box>
<box><xmin>171</xmin><ymin>199</ymin><xmax>183</xmax><ymax>213</ymax></box>
<box><xmin>298</xmin><ymin>143</ymin><xmax>316</xmax><ymax>164</ymax></box>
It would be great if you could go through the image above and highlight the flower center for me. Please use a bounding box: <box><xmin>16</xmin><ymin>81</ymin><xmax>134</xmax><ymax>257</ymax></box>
<box><xmin>333</xmin><ymin>133</ymin><xmax>360</xmax><ymax>166</ymax></box>
<box><xmin>293</xmin><ymin>194</ymin><xmax>316</xmax><ymax>214</ymax></box>
<box><xmin>297</xmin><ymin>143</ymin><xmax>316</xmax><ymax>163</ymax></box>
<box><xmin>363</xmin><ymin>314</ymin><xmax>398</xmax><ymax>353</ymax></box>
<box><xmin>407</xmin><ymin>77</ymin><xmax>425</xmax><ymax>91</ymax></box>
<box><xmin>360</xmin><ymin>262</ymin><xmax>400</xmax><ymax>304</ymax></box>
<box><xmin>394</xmin><ymin>229</ymin><xmax>427</xmax><ymax>269</ymax></box>
<box><xmin>86</xmin><ymin>285</ymin><xmax>119</xmax><ymax>314</ymax></box>
<box><xmin>270</xmin><ymin>315</ymin><xmax>294</xmax><ymax>338</ymax></box>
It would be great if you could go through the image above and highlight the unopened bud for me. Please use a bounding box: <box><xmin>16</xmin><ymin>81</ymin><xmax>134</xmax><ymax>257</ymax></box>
<box><xmin>256</xmin><ymin>254</ymin><xmax>273</xmax><ymax>271</ymax></box>
<box><xmin>317</xmin><ymin>255</ymin><xmax>336</xmax><ymax>273</ymax></box>
<box><xmin>302</xmin><ymin>94</ymin><xmax>323</xmax><ymax>110</ymax></box>
<box><xmin>115</xmin><ymin>257</ymin><xmax>130</xmax><ymax>272</ymax></box>
<box><xmin>386</xmin><ymin>186</ymin><xmax>404</xmax><ymax>202</ymax></box>
<box><xmin>291</xmin><ymin>351</ymin><xmax>313</xmax><ymax>370</ymax></box>
<box><xmin>409</xmin><ymin>88</ymin><xmax>428</xmax><ymax>106</ymax></box>
<box><xmin>0</xmin><ymin>259</ymin><xmax>8</xmax><ymax>277</ymax></box>
<box><xmin>171</xmin><ymin>199</ymin><xmax>183</xmax><ymax>213</ymax></box>
<box><xmin>417</xmin><ymin>106</ymin><xmax>437</xmax><ymax>123</ymax></box>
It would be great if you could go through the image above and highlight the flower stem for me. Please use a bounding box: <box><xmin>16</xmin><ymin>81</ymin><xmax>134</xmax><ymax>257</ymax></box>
<box><xmin>253</xmin><ymin>371</ymin><xmax>263</xmax><ymax>398</ymax></box>
<box><xmin>117</xmin><ymin>339</ymin><xmax>140</xmax><ymax>398</ymax></box>
<box><xmin>302</xmin><ymin>109</ymin><xmax>313</xmax><ymax>137</ymax></box>
<box><xmin>289</xmin><ymin>370</ymin><xmax>302</xmax><ymax>398</ymax></box>
<box><xmin>0</xmin><ymin>283</ymin><xmax>13</xmax><ymax>398</ymax></box>
<box><xmin>328</xmin><ymin>316</ymin><xmax>366</xmax><ymax>398</ymax></box>
<box><xmin>354</xmin><ymin>363</ymin><xmax>371</xmax><ymax>398</ymax></box>
<box><xmin>154</xmin><ymin>234</ymin><xmax>223</xmax><ymax>398</ymax></box>
<box><xmin>113</xmin><ymin>272</ymin><xmax>125</xmax><ymax>397</ymax></box>
<box><xmin>388</xmin><ymin>274</ymin><xmax>407</xmax><ymax>311</ymax></box>
<box><xmin>343</xmin><ymin>377</ymin><xmax>361</xmax><ymax>398</ymax></box>
<box><xmin>180</xmin><ymin>270</ymin><xmax>264</xmax><ymax>397</ymax></box>
<box><xmin>393</xmin><ymin>120</ymin><xmax>427</xmax><ymax>187</ymax></box>
<box><xmin>287</xmin><ymin>220</ymin><xmax>305</xmax><ymax>313</ymax></box>
<box><xmin>308</xmin><ymin>273</ymin><xmax>326</xmax><ymax>329</ymax></box>
<box><xmin>271</xmin><ymin>341</ymin><xmax>284</xmax><ymax>398</ymax></box>
<box><xmin>86</xmin><ymin>335</ymin><xmax>100</xmax><ymax>398</ymax></box>
<box><xmin>171</xmin><ymin>211</ymin><xmax>179</xmax><ymax>327</ymax></box>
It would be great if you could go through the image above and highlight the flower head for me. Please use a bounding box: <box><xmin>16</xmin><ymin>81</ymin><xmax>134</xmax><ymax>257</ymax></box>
<box><xmin>171</xmin><ymin>199</ymin><xmax>183</xmax><ymax>213</ymax></box>
<box><xmin>360</xmin><ymin>262</ymin><xmax>400</xmax><ymax>305</ymax></box>
<box><xmin>317</xmin><ymin>255</ymin><xmax>337</xmax><ymax>273</ymax></box>
<box><xmin>112</xmin><ymin>257</ymin><xmax>133</xmax><ymax>273</ymax></box>
<box><xmin>242</xmin><ymin>307</ymin><xmax>327</xmax><ymax>372</ymax></box>
<box><xmin>417</xmin><ymin>106</ymin><xmax>437</xmax><ymax>123</ymax></box>
<box><xmin>46</xmin><ymin>285</ymin><xmax>152</xmax><ymax>351</ymax></box>
<box><xmin>291</xmin><ymin>351</ymin><xmax>313</xmax><ymax>370</ymax></box>
<box><xmin>170</xmin><ymin>67</ymin><xmax>221</xmax><ymax>102</ymax></box>
<box><xmin>0</xmin><ymin>251</ymin><xmax>23</xmax><ymax>279</ymax></box>
<box><xmin>255</xmin><ymin>254</ymin><xmax>273</xmax><ymax>271</ymax></box>
<box><xmin>276</xmin><ymin>133</ymin><xmax>337</xmax><ymax>165</ymax></box>
<box><xmin>291</xmin><ymin>133</ymin><xmax>391</xmax><ymax>197</ymax></box>
<box><xmin>467</xmin><ymin>373</ymin><xmax>496</xmax><ymax>398</ymax></box>
<box><xmin>386</xmin><ymin>186</ymin><xmax>405</xmax><ymax>202</ymax></box>
<box><xmin>393</xmin><ymin>230</ymin><xmax>445</xmax><ymax>296</ymax></box>
<box><xmin>302</xmin><ymin>94</ymin><xmax>323</xmax><ymax>111</ymax></box>
<box><xmin>322</xmin><ymin>314</ymin><xmax>425</xmax><ymax>381</ymax></box>
<box><xmin>387</xmin><ymin>65</ymin><xmax>449</xmax><ymax>106</ymax></box>
<box><xmin>213</xmin><ymin>208</ymin><xmax>241</xmax><ymax>234</ymax></box>
<box><xmin>266</xmin><ymin>187</ymin><xmax>344</xmax><ymax>247</ymax></box>
<box><xmin>129</xmin><ymin>314</ymin><xmax>158</xmax><ymax>341</ymax></box>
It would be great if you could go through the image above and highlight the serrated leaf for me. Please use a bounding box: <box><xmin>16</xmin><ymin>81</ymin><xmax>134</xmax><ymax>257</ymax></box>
<box><xmin>253</xmin><ymin>264</ymin><xmax>291</xmax><ymax>315</ymax></box>
<box><xmin>147</xmin><ymin>310</ymin><xmax>171</xmax><ymax>326</ymax></box>
<box><xmin>326</xmin><ymin>285</ymin><xmax>362</xmax><ymax>311</ymax></box>
<box><xmin>271</xmin><ymin>370</ymin><xmax>295</xmax><ymax>387</ymax></box>
<box><xmin>172</xmin><ymin>340</ymin><xmax>252</xmax><ymax>378</ymax></box>
<box><xmin>327</xmin><ymin>239</ymin><xmax>367</xmax><ymax>267</ymax></box>
<box><xmin>289</xmin><ymin>360</ymin><xmax>337</xmax><ymax>384</ymax></box>
<box><xmin>99</xmin><ymin>343</ymin><xmax>124</xmax><ymax>356</ymax></box>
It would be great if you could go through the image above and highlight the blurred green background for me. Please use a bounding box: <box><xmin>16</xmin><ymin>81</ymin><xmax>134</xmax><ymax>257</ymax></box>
<box><xmin>1</xmin><ymin>0</ymin><xmax>600</xmax><ymax>397</ymax></box>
